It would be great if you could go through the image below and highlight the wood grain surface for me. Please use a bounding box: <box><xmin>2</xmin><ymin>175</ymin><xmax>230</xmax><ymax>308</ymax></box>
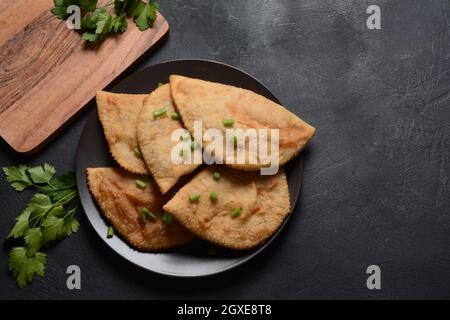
<box><xmin>0</xmin><ymin>0</ymin><xmax>169</xmax><ymax>153</ymax></box>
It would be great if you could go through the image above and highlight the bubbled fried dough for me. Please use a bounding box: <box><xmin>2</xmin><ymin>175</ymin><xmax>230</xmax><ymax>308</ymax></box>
<box><xmin>169</xmin><ymin>75</ymin><xmax>316</xmax><ymax>170</ymax></box>
<box><xmin>163</xmin><ymin>166</ymin><xmax>291</xmax><ymax>250</ymax></box>
<box><xmin>137</xmin><ymin>84</ymin><xmax>200</xmax><ymax>194</ymax></box>
<box><xmin>87</xmin><ymin>168</ymin><xmax>194</xmax><ymax>251</ymax></box>
<box><xmin>96</xmin><ymin>91</ymin><xmax>149</xmax><ymax>174</ymax></box>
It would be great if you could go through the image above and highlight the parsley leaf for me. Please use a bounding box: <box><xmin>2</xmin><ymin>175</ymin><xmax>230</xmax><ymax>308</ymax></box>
<box><xmin>8</xmin><ymin>207</ymin><xmax>33</xmax><ymax>239</ymax></box>
<box><xmin>24</xmin><ymin>228</ymin><xmax>43</xmax><ymax>256</ymax></box>
<box><xmin>81</xmin><ymin>12</ymin><xmax>97</xmax><ymax>29</ymax></box>
<box><xmin>93</xmin><ymin>8</ymin><xmax>113</xmax><ymax>34</ymax></box>
<box><xmin>28</xmin><ymin>163</ymin><xmax>56</xmax><ymax>184</ymax></box>
<box><xmin>80</xmin><ymin>0</ymin><xmax>98</xmax><ymax>12</ymax></box>
<box><xmin>110</xmin><ymin>14</ymin><xmax>128</xmax><ymax>33</ymax></box>
<box><xmin>2</xmin><ymin>165</ymin><xmax>33</xmax><ymax>191</ymax></box>
<box><xmin>27</xmin><ymin>193</ymin><xmax>54</xmax><ymax>224</ymax></box>
<box><xmin>51</xmin><ymin>171</ymin><xmax>76</xmax><ymax>188</ymax></box>
<box><xmin>82</xmin><ymin>32</ymin><xmax>102</xmax><ymax>42</ymax></box>
<box><xmin>115</xmin><ymin>0</ymin><xmax>141</xmax><ymax>15</ymax></box>
<box><xmin>41</xmin><ymin>206</ymin><xmax>67</xmax><ymax>242</ymax></box>
<box><xmin>42</xmin><ymin>205</ymin><xmax>80</xmax><ymax>243</ymax></box>
<box><xmin>64</xmin><ymin>216</ymin><xmax>81</xmax><ymax>236</ymax></box>
<box><xmin>80</xmin><ymin>8</ymin><xmax>121</xmax><ymax>42</ymax></box>
<box><xmin>42</xmin><ymin>215</ymin><xmax>66</xmax><ymax>242</ymax></box>
<box><xmin>2</xmin><ymin>164</ymin><xmax>80</xmax><ymax>288</ymax></box>
<box><xmin>133</xmin><ymin>1</ymin><xmax>158</xmax><ymax>31</ymax></box>
<box><xmin>51</xmin><ymin>0</ymin><xmax>159</xmax><ymax>43</ymax></box>
<box><xmin>40</xmin><ymin>172</ymin><xmax>77</xmax><ymax>202</ymax></box>
<box><xmin>9</xmin><ymin>248</ymin><xmax>46</xmax><ymax>289</ymax></box>
<box><xmin>51</xmin><ymin>0</ymin><xmax>71</xmax><ymax>20</ymax></box>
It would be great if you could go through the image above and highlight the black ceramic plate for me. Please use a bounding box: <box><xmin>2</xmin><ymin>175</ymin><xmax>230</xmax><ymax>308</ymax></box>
<box><xmin>76</xmin><ymin>60</ymin><xmax>303</xmax><ymax>277</ymax></box>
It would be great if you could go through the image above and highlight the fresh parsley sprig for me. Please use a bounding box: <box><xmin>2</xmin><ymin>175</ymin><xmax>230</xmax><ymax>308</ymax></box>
<box><xmin>2</xmin><ymin>164</ymin><xmax>80</xmax><ymax>288</ymax></box>
<box><xmin>51</xmin><ymin>0</ymin><xmax>159</xmax><ymax>43</ymax></box>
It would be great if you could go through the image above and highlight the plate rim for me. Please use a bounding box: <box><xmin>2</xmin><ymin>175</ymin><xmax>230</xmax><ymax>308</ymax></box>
<box><xmin>76</xmin><ymin>59</ymin><xmax>304</xmax><ymax>278</ymax></box>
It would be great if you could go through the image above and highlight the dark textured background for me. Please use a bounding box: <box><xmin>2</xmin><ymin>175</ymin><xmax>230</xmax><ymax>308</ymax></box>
<box><xmin>1</xmin><ymin>0</ymin><xmax>449</xmax><ymax>299</ymax></box>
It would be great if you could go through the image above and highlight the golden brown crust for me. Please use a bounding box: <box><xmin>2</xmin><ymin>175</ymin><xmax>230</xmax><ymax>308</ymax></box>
<box><xmin>96</xmin><ymin>91</ymin><xmax>149</xmax><ymax>175</ymax></box>
<box><xmin>136</xmin><ymin>84</ymin><xmax>200</xmax><ymax>194</ymax></box>
<box><xmin>169</xmin><ymin>75</ymin><xmax>316</xmax><ymax>170</ymax></box>
<box><xmin>87</xmin><ymin>167</ymin><xmax>194</xmax><ymax>251</ymax></box>
<box><xmin>163</xmin><ymin>166</ymin><xmax>291</xmax><ymax>250</ymax></box>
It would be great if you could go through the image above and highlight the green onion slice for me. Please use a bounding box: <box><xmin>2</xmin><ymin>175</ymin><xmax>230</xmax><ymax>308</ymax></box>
<box><xmin>140</xmin><ymin>210</ymin><xmax>147</xmax><ymax>224</ymax></box>
<box><xmin>136</xmin><ymin>179</ymin><xmax>146</xmax><ymax>189</ymax></box>
<box><xmin>210</xmin><ymin>191</ymin><xmax>218</xmax><ymax>201</ymax></box>
<box><xmin>162</xmin><ymin>212</ymin><xmax>173</xmax><ymax>224</ymax></box>
<box><xmin>107</xmin><ymin>226</ymin><xmax>114</xmax><ymax>238</ymax></box>
<box><xmin>134</xmin><ymin>146</ymin><xmax>143</xmax><ymax>159</ymax></box>
<box><xmin>189</xmin><ymin>192</ymin><xmax>201</xmax><ymax>203</ymax></box>
<box><xmin>153</xmin><ymin>108</ymin><xmax>167</xmax><ymax>118</ymax></box>
<box><xmin>171</xmin><ymin>111</ymin><xmax>180</xmax><ymax>120</ymax></box>
<box><xmin>223</xmin><ymin>119</ymin><xmax>235</xmax><ymax>127</ymax></box>
<box><xmin>191</xmin><ymin>140</ymin><xmax>199</xmax><ymax>150</ymax></box>
<box><xmin>230</xmin><ymin>207</ymin><xmax>242</xmax><ymax>218</ymax></box>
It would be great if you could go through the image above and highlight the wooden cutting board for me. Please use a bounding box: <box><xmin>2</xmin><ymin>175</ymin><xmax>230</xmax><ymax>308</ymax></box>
<box><xmin>0</xmin><ymin>0</ymin><xmax>169</xmax><ymax>153</ymax></box>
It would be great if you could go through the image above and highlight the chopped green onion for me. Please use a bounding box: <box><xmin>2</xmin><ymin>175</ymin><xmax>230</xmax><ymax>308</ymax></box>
<box><xmin>179</xmin><ymin>149</ymin><xmax>185</xmax><ymax>157</ymax></box>
<box><xmin>191</xmin><ymin>140</ymin><xmax>199</xmax><ymax>150</ymax></box>
<box><xmin>107</xmin><ymin>226</ymin><xmax>114</xmax><ymax>238</ymax></box>
<box><xmin>213</xmin><ymin>171</ymin><xmax>221</xmax><ymax>181</ymax></box>
<box><xmin>210</xmin><ymin>191</ymin><xmax>218</xmax><ymax>201</ymax></box>
<box><xmin>189</xmin><ymin>192</ymin><xmax>201</xmax><ymax>203</ymax></box>
<box><xmin>223</xmin><ymin>119</ymin><xmax>235</xmax><ymax>127</ymax></box>
<box><xmin>162</xmin><ymin>212</ymin><xmax>173</xmax><ymax>224</ymax></box>
<box><xmin>180</xmin><ymin>133</ymin><xmax>190</xmax><ymax>141</ymax></box>
<box><xmin>230</xmin><ymin>207</ymin><xmax>242</xmax><ymax>218</ymax></box>
<box><xmin>171</xmin><ymin>111</ymin><xmax>180</xmax><ymax>120</ymax></box>
<box><xmin>136</xmin><ymin>179</ymin><xmax>146</xmax><ymax>189</ymax></box>
<box><xmin>140</xmin><ymin>210</ymin><xmax>147</xmax><ymax>224</ymax></box>
<box><xmin>134</xmin><ymin>146</ymin><xmax>143</xmax><ymax>159</ymax></box>
<box><xmin>153</xmin><ymin>108</ymin><xmax>167</xmax><ymax>118</ymax></box>
<box><xmin>141</xmin><ymin>207</ymin><xmax>157</xmax><ymax>222</ymax></box>
<box><xmin>233</xmin><ymin>135</ymin><xmax>238</xmax><ymax>146</ymax></box>
<box><xmin>148</xmin><ymin>212</ymin><xmax>157</xmax><ymax>221</ymax></box>
<box><xmin>140</xmin><ymin>207</ymin><xmax>157</xmax><ymax>220</ymax></box>
<box><xmin>157</xmin><ymin>82</ymin><xmax>163</xmax><ymax>88</ymax></box>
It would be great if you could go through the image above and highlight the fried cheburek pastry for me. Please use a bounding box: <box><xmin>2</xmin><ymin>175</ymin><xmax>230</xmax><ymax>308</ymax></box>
<box><xmin>87</xmin><ymin>167</ymin><xmax>194</xmax><ymax>251</ymax></box>
<box><xmin>163</xmin><ymin>166</ymin><xmax>291</xmax><ymax>250</ymax></box>
<box><xmin>169</xmin><ymin>75</ymin><xmax>315</xmax><ymax>170</ymax></box>
<box><xmin>137</xmin><ymin>84</ymin><xmax>200</xmax><ymax>194</ymax></box>
<box><xmin>96</xmin><ymin>91</ymin><xmax>149</xmax><ymax>174</ymax></box>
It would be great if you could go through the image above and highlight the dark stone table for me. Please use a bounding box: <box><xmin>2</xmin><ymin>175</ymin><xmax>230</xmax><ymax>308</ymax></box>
<box><xmin>1</xmin><ymin>0</ymin><xmax>449</xmax><ymax>299</ymax></box>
